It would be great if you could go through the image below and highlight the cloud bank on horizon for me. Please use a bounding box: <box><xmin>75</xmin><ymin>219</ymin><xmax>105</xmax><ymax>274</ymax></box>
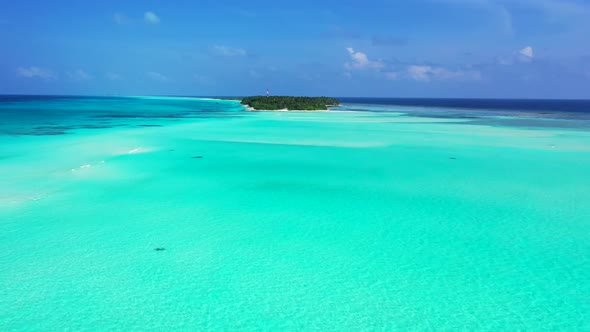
<box><xmin>2</xmin><ymin>0</ymin><xmax>589</xmax><ymax>98</ymax></box>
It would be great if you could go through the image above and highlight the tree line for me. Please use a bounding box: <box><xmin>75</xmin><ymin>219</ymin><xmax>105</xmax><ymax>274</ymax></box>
<box><xmin>241</xmin><ymin>96</ymin><xmax>340</xmax><ymax>110</ymax></box>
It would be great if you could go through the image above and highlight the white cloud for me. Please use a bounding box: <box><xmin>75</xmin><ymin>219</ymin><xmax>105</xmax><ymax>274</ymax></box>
<box><xmin>519</xmin><ymin>46</ymin><xmax>534</xmax><ymax>61</ymax></box>
<box><xmin>147</xmin><ymin>71</ymin><xmax>169</xmax><ymax>82</ymax></box>
<box><xmin>16</xmin><ymin>66</ymin><xmax>55</xmax><ymax>80</ymax></box>
<box><xmin>433</xmin><ymin>0</ymin><xmax>590</xmax><ymax>35</ymax></box>
<box><xmin>431</xmin><ymin>0</ymin><xmax>513</xmax><ymax>34</ymax></box>
<box><xmin>67</xmin><ymin>69</ymin><xmax>93</xmax><ymax>81</ymax></box>
<box><xmin>345</xmin><ymin>47</ymin><xmax>384</xmax><ymax>70</ymax></box>
<box><xmin>497</xmin><ymin>46</ymin><xmax>534</xmax><ymax>65</ymax></box>
<box><xmin>385</xmin><ymin>72</ymin><xmax>400</xmax><ymax>80</ymax></box>
<box><xmin>342</xmin><ymin>46</ymin><xmax>482</xmax><ymax>82</ymax></box>
<box><xmin>144</xmin><ymin>11</ymin><xmax>160</xmax><ymax>24</ymax></box>
<box><xmin>106</xmin><ymin>72</ymin><xmax>123</xmax><ymax>81</ymax></box>
<box><xmin>511</xmin><ymin>0</ymin><xmax>590</xmax><ymax>16</ymax></box>
<box><xmin>495</xmin><ymin>5</ymin><xmax>514</xmax><ymax>35</ymax></box>
<box><xmin>406</xmin><ymin>65</ymin><xmax>481</xmax><ymax>82</ymax></box>
<box><xmin>211</xmin><ymin>45</ymin><xmax>248</xmax><ymax>57</ymax></box>
<box><xmin>408</xmin><ymin>66</ymin><xmax>433</xmax><ymax>81</ymax></box>
<box><xmin>496</xmin><ymin>56</ymin><xmax>513</xmax><ymax>65</ymax></box>
<box><xmin>113</xmin><ymin>12</ymin><xmax>129</xmax><ymax>25</ymax></box>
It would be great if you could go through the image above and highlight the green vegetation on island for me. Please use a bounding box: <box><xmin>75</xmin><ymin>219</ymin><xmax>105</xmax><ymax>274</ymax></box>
<box><xmin>241</xmin><ymin>96</ymin><xmax>340</xmax><ymax>111</ymax></box>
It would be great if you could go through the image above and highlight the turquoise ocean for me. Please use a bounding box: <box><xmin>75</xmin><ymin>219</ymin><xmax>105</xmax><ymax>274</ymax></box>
<box><xmin>1</xmin><ymin>96</ymin><xmax>589</xmax><ymax>330</ymax></box>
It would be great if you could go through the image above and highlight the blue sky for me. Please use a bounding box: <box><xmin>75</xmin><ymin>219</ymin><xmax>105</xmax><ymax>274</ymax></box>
<box><xmin>1</xmin><ymin>0</ymin><xmax>590</xmax><ymax>98</ymax></box>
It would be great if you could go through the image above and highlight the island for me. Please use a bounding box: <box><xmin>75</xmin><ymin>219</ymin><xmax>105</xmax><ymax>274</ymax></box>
<box><xmin>241</xmin><ymin>96</ymin><xmax>340</xmax><ymax>111</ymax></box>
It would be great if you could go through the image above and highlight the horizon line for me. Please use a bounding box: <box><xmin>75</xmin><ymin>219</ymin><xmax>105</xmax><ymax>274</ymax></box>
<box><xmin>1</xmin><ymin>94</ymin><xmax>590</xmax><ymax>102</ymax></box>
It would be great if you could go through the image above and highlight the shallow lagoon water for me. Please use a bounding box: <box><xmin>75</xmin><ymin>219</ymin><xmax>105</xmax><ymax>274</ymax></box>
<box><xmin>1</xmin><ymin>97</ymin><xmax>589</xmax><ymax>330</ymax></box>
